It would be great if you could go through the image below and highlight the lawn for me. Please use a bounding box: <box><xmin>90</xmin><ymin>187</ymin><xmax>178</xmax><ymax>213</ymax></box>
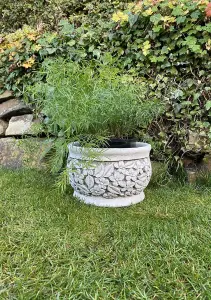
<box><xmin>0</xmin><ymin>168</ymin><xmax>211</xmax><ymax>299</ymax></box>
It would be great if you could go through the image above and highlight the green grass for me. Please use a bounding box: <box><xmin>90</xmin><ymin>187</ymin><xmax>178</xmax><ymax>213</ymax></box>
<box><xmin>0</xmin><ymin>168</ymin><xmax>211</xmax><ymax>299</ymax></box>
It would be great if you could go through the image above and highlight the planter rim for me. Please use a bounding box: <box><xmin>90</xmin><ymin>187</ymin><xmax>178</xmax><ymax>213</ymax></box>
<box><xmin>68</xmin><ymin>141</ymin><xmax>151</xmax><ymax>161</ymax></box>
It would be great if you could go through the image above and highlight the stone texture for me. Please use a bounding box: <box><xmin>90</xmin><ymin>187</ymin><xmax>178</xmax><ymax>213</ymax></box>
<box><xmin>5</xmin><ymin>114</ymin><xmax>34</xmax><ymax>136</ymax></box>
<box><xmin>0</xmin><ymin>91</ymin><xmax>13</xmax><ymax>103</ymax></box>
<box><xmin>0</xmin><ymin>120</ymin><xmax>8</xmax><ymax>136</ymax></box>
<box><xmin>0</xmin><ymin>138</ymin><xmax>52</xmax><ymax>169</ymax></box>
<box><xmin>0</xmin><ymin>98</ymin><xmax>32</xmax><ymax>119</ymax></box>
<box><xmin>186</xmin><ymin>170</ymin><xmax>197</xmax><ymax>184</ymax></box>
<box><xmin>188</xmin><ymin>130</ymin><xmax>199</xmax><ymax>146</ymax></box>
<box><xmin>67</xmin><ymin>143</ymin><xmax>152</xmax><ymax>207</ymax></box>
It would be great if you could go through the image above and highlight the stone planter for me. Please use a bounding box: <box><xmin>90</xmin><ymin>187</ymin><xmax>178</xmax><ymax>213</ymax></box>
<box><xmin>67</xmin><ymin>142</ymin><xmax>152</xmax><ymax>207</ymax></box>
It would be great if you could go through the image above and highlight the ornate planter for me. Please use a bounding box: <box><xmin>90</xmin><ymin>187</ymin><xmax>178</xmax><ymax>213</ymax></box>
<box><xmin>67</xmin><ymin>142</ymin><xmax>152</xmax><ymax>207</ymax></box>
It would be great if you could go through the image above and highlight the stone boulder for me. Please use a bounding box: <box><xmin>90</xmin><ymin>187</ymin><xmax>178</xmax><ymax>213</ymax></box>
<box><xmin>0</xmin><ymin>98</ymin><xmax>32</xmax><ymax>119</ymax></box>
<box><xmin>0</xmin><ymin>138</ymin><xmax>52</xmax><ymax>169</ymax></box>
<box><xmin>5</xmin><ymin>114</ymin><xmax>34</xmax><ymax>136</ymax></box>
<box><xmin>0</xmin><ymin>120</ymin><xmax>8</xmax><ymax>135</ymax></box>
<box><xmin>0</xmin><ymin>91</ymin><xmax>13</xmax><ymax>103</ymax></box>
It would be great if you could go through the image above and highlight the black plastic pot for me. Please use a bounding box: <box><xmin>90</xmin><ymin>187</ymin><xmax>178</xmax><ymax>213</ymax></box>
<box><xmin>104</xmin><ymin>138</ymin><xmax>137</xmax><ymax>148</ymax></box>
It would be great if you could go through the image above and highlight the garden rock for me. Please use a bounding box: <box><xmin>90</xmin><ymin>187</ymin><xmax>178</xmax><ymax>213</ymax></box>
<box><xmin>0</xmin><ymin>90</ymin><xmax>13</xmax><ymax>103</ymax></box>
<box><xmin>0</xmin><ymin>98</ymin><xmax>32</xmax><ymax>119</ymax></box>
<box><xmin>0</xmin><ymin>137</ymin><xmax>52</xmax><ymax>169</ymax></box>
<box><xmin>0</xmin><ymin>120</ymin><xmax>8</xmax><ymax>135</ymax></box>
<box><xmin>5</xmin><ymin>114</ymin><xmax>34</xmax><ymax>136</ymax></box>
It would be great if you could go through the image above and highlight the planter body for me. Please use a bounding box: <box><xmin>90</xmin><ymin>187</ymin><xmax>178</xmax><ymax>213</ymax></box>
<box><xmin>67</xmin><ymin>142</ymin><xmax>152</xmax><ymax>207</ymax></box>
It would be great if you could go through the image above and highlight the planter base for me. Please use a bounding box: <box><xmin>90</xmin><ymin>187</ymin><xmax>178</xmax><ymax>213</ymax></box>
<box><xmin>73</xmin><ymin>191</ymin><xmax>145</xmax><ymax>207</ymax></box>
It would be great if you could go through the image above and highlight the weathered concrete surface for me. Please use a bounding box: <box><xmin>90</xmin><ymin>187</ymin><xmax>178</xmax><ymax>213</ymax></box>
<box><xmin>0</xmin><ymin>138</ymin><xmax>52</xmax><ymax>169</ymax></box>
<box><xmin>0</xmin><ymin>120</ymin><xmax>8</xmax><ymax>136</ymax></box>
<box><xmin>0</xmin><ymin>98</ymin><xmax>32</xmax><ymax>119</ymax></box>
<box><xmin>0</xmin><ymin>91</ymin><xmax>13</xmax><ymax>103</ymax></box>
<box><xmin>5</xmin><ymin>114</ymin><xmax>34</xmax><ymax>136</ymax></box>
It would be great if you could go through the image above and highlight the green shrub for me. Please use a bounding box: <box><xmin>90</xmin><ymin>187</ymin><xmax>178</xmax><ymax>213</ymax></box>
<box><xmin>28</xmin><ymin>58</ymin><xmax>163</xmax><ymax>173</ymax></box>
<box><xmin>0</xmin><ymin>20</ymin><xmax>109</xmax><ymax>95</ymax></box>
<box><xmin>0</xmin><ymin>0</ymin><xmax>129</xmax><ymax>33</ymax></box>
<box><xmin>107</xmin><ymin>0</ymin><xmax>211</xmax><ymax>160</ymax></box>
<box><xmin>1</xmin><ymin>0</ymin><xmax>211</xmax><ymax>170</ymax></box>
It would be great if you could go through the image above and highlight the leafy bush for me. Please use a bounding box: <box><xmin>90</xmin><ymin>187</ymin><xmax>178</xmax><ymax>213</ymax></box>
<box><xmin>1</xmin><ymin>0</ymin><xmax>211</xmax><ymax>170</ymax></box>
<box><xmin>28</xmin><ymin>58</ymin><xmax>163</xmax><ymax>174</ymax></box>
<box><xmin>108</xmin><ymin>0</ymin><xmax>211</xmax><ymax>159</ymax></box>
<box><xmin>0</xmin><ymin>0</ymin><xmax>128</xmax><ymax>33</ymax></box>
<box><xmin>109</xmin><ymin>0</ymin><xmax>211</xmax><ymax>76</ymax></box>
<box><xmin>0</xmin><ymin>26</ymin><xmax>45</xmax><ymax>93</ymax></box>
<box><xmin>33</xmin><ymin>58</ymin><xmax>162</xmax><ymax>139</ymax></box>
<box><xmin>0</xmin><ymin>21</ymin><xmax>108</xmax><ymax>95</ymax></box>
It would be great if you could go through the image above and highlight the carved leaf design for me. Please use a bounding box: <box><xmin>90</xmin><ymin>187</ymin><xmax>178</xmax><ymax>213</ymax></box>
<box><xmin>143</xmin><ymin>166</ymin><xmax>148</xmax><ymax>172</ymax></box>
<box><xmin>108</xmin><ymin>185</ymin><xmax>121</xmax><ymax>195</ymax></box>
<box><xmin>107</xmin><ymin>192</ymin><xmax>118</xmax><ymax>198</ymax></box>
<box><xmin>114</xmin><ymin>171</ymin><xmax>124</xmax><ymax>181</ymax></box>
<box><xmin>103</xmin><ymin>164</ymin><xmax>114</xmax><ymax>177</ymax></box>
<box><xmin>87</xmin><ymin>169</ymin><xmax>94</xmax><ymax>176</ymax></box>
<box><xmin>92</xmin><ymin>190</ymin><xmax>105</xmax><ymax>196</ymax></box>
<box><xmin>124</xmin><ymin>161</ymin><xmax>136</xmax><ymax>168</ymax></box>
<box><xmin>70</xmin><ymin>157</ymin><xmax>151</xmax><ymax>198</ymax></box>
<box><xmin>78</xmin><ymin>184</ymin><xmax>90</xmax><ymax>195</ymax></box>
<box><xmin>95</xmin><ymin>164</ymin><xmax>104</xmax><ymax>177</ymax></box>
<box><xmin>103</xmin><ymin>193</ymin><xmax>109</xmax><ymax>198</ymax></box>
<box><xmin>118</xmin><ymin>181</ymin><xmax>127</xmax><ymax>188</ymax></box>
<box><xmin>109</xmin><ymin>175</ymin><xmax>115</xmax><ymax>182</ymax></box>
<box><xmin>114</xmin><ymin>162</ymin><xmax>119</xmax><ymax>168</ymax></box>
<box><xmin>126</xmin><ymin>191</ymin><xmax>133</xmax><ymax>196</ymax></box>
<box><xmin>136</xmin><ymin>180</ymin><xmax>144</xmax><ymax>185</ymax></box>
<box><xmin>136</xmin><ymin>160</ymin><xmax>144</xmax><ymax>168</ymax></box>
<box><xmin>73</xmin><ymin>160</ymin><xmax>83</xmax><ymax>169</ymax></box>
<box><xmin>127</xmin><ymin>168</ymin><xmax>139</xmax><ymax>176</ymax></box>
<box><xmin>118</xmin><ymin>168</ymin><xmax>125</xmax><ymax>174</ymax></box>
<box><xmin>90</xmin><ymin>185</ymin><xmax>105</xmax><ymax>195</ymax></box>
<box><xmin>126</xmin><ymin>181</ymin><xmax>135</xmax><ymax>188</ymax></box>
<box><xmin>138</xmin><ymin>174</ymin><xmax>147</xmax><ymax>180</ymax></box>
<box><xmin>102</xmin><ymin>178</ymin><xmax>110</xmax><ymax>185</ymax></box>
<box><xmin>119</xmin><ymin>161</ymin><xmax>124</xmax><ymax>168</ymax></box>
<box><xmin>83</xmin><ymin>170</ymin><xmax>88</xmax><ymax>176</ymax></box>
<box><xmin>135</xmin><ymin>183</ymin><xmax>143</xmax><ymax>189</ymax></box>
<box><xmin>85</xmin><ymin>175</ymin><xmax>94</xmax><ymax>189</ymax></box>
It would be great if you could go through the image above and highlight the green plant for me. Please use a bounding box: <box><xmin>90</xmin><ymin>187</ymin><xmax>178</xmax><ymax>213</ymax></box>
<box><xmin>0</xmin><ymin>0</ymin><xmax>128</xmax><ymax>33</ymax></box>
<box><xmin>31</xmin><ymin>58</ymin><xmax>163</xmax><ymax>139</ymax></box>
<box><xmin>28</xmin><ymin>58</ymin><xmax>163</xmax><ymax>175</ymax></box>
<box><xmin>108</xmin><ymin>0</ymin><xmax>211</xmax><ymax>159</ymax></box>
<box><xmin>195</xmin><ymin>170</ymin><xmax>211</xmax><ymax>189</ymax></box>
<box><xmin>0</xmin><ymin>21</ymin><xmax>108</xmax><ymax>96</ymax></box>
<box><xmin>1</xmin><ymin>0</ymin><xmax>211</xmax><ymax>174</ymax></box>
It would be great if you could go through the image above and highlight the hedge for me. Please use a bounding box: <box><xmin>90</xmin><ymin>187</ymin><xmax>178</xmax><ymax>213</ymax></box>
<box><xmin>0</xmin><ymin>0</ymin><xmax>211</xmax><ymax>167</ymax></box>
<box><xmin>0</xmin><ymin>0</ymin><xmax>129</xmax><ymax>33</ymax></box>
